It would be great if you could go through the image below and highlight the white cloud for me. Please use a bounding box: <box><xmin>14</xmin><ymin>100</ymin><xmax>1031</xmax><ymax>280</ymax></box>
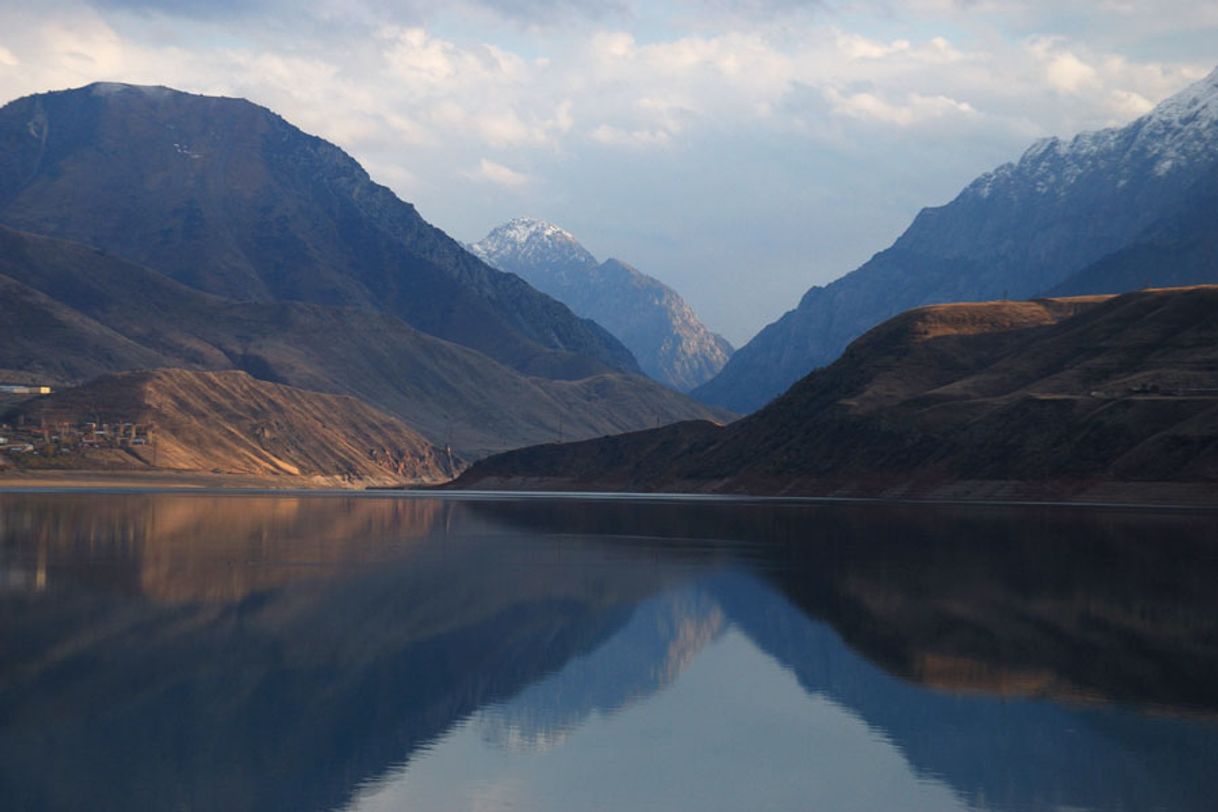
<box><xmin>826</xmin><ymin>88</ymin><xmax>977</xmax><ymax>126</ymax></box>
<box><xmin>465</xmin><ymin>157</ymin><xmax>531</xmax><ymax>186</ymax></box>
<box><xmin>383</xmin><ymin>27</ymin><xmax>458</xmax><ymax>85</ymax></box>
<box><xmin>1105</xmin><ymin>88</ymin><xmax>1153</xmax><ymax>118</ymax></box>
<box><xmin>1032</xmin><ymin>42</ymin><xmax>1100</xmax><ymax>95</ymax></box>
<box><xmin>0</xmin><ymin>0</ymin><xmax>1212</xmax><ymax>342</ymax></box>
<box><xmin>588</xmin><ymin>124</ymin><xmax>672</xmax><ymax>147</ymax></box>
<box><xmin>835</xmin><ymin>32</ymin><xmax>911</xmax><ymax>61</ymax></box>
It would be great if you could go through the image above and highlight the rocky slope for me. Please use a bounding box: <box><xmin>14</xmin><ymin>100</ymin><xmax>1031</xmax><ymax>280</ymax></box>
<box><xmin>9</xmin><ymin>369</ymin><xmax>456</xmax><ymax>485</ymax></box>
<box><xmin>472</xmin><ymin>218</ymin><xmax>732</xmax><ymax>391</ymax></box>
<box><xmin>453</xmin><ymin>286</ymin><xmax>1218</xmax><ymax>501</ymax></box>
<box><xmin>0</xmin><ymin>83</ymin><xmax>636</xmax><ymax>379</ymax></box>
<box><xmin>1048</xmin><ymin>162</ymin><xmax>1218</xmax><ymax>296</ymax></box>
<box><xmin>696</xmin><ymin>66</ymin><xmax>1218</xmax><ymax>413</ymax></box>
<box><xmin>0</xmin><ymin>225</ymin><xmax>728</xmax><ymax>457</ymax></box>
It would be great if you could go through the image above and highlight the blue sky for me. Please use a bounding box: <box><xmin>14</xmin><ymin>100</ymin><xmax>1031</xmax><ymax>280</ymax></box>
<box><xmin>0</xmin><ymin>0</ymin><xmax>1212</xmax><ymax>343</ymax></box>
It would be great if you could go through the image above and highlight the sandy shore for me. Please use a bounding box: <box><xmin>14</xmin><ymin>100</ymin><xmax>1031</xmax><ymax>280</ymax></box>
<box><xmin>0</xmin><ymin>469</ymin><xmax>386</xmax><ymax>491</ymax></box>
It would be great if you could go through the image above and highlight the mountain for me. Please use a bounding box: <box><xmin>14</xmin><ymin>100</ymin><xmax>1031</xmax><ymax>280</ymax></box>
<box><xmin>0</xmin><ymin>225</ymin><xmax>727</xmax><ymax>457</ymax></box>
<box><xmin>1048</xmin><ymin>163</ymin><xmax>1218</xmax><ymax>296</ymax></box>
<box><xmin>8</xmin><ymin>369</ymin><xmax>456</xmax><ymax>485</ymax></box>
<box><xmin>453</xmin><ymin>286</ymin><xmax>1218</xmax><ymax>501</ymax></box>
<box><xmin>471</xmin><ymin>217</ymin><xmax>733</xmax><ymax>391</ymax></box>
<box><xmin>695</xmin><ymin>67</ymin><xmax>1218</xmax><ymax>413</ymax></box>
<box><xmin>0</xmin><ymin>82</ymin><xmax>637</xmax><ymax>380</ymax></box>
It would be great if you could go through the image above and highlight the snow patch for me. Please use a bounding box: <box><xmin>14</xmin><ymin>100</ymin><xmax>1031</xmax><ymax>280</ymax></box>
<box><xmin>471</xmin><ymin>217</ymin><xmax>598</xmax><ymax>274</ymax></box>
<box><xmin>90</xmin><ymin>82</ymin><xmax>175</xmax><ymax>99</ymax></box>
<box><xmin>964</xmin><ymin>65</ymin><xmax>1218</xmax><ymax>200</ymax></box>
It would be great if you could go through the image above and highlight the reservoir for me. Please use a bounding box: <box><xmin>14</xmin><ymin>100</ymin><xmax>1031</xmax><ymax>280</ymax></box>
<box><xmin>1</xmin><ymin>492</ymin><xmax>1216</xmax><ymax>811</ymax></box>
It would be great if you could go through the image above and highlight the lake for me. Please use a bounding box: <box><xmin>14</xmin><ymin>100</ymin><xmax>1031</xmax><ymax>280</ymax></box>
<box><xmin>1</xmin><ymin>491</ymin><xmax>1216</xmax><ymax>811</ymax></box>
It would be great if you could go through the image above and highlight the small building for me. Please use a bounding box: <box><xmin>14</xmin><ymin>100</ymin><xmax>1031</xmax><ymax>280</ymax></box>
<box><xmin>0</xmin><ymin>383</ymin><xmax>53</xmax><ymax>395</ymax></box>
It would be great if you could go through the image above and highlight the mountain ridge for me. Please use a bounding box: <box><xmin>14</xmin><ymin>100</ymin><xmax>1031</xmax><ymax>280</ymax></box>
<box><xmin>0</xmin><ymin>82</ymin><xmax>638</xmax><ymax>380</ymax></box>
<box><xmin>472</xmin><ymin>217</ymin><xmax>733</xmax><ymax>391</ymax></box>
<box><xmin>694</xmin><ymin>67</ymin><xmax>1218</xmax><ymax>413</ymax></box>
<box><xmin>0</xmin><ymin>224</ymin><xmax>727</xmax><ymax>457</ymax></box>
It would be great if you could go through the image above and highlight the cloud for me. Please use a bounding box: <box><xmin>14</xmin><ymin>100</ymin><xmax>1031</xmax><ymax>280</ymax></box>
<box><xmin>465</xmin><ymin>157</ymin><xmax>531</xmax><ymax>186</ymax></box>
<box><xmin>0</xmin><ymin>0</ymin><xmax>1212</xmax><ymax>343</ymax></box>
<box><xmin>825</xmin><ymin>88</ymin><xmax>977</xmax><ymax>126</ymax></box>
<box><xmin>89</xmin><ymin>0</ymin><xmax>629</xmax><ymax>28</ymax></box>
<box><xmin>1031</xmin><ymin>40</ymin><xmax>1100</xmax><ymax>94</ymax></box>
<box><xmin>588</xmin><ymin>124</ymin><xmax>672</xmax><ymax>147</ymax></box>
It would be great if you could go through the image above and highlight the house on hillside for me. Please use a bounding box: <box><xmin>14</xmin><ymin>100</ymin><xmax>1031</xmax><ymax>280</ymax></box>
<box><xmin>0</xmin><ymin>383</ymin><xmax>53</xmax><ymax>395</ymax></box>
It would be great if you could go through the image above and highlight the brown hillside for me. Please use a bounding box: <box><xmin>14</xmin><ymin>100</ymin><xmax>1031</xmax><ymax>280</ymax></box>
<box><xmin>454</xmin><ymin>287</ymin><xmax>1218</xmax><ymax>501</ymax></box>
<box><xmin>10</xmin><ymin>369</ymin><xmax>457</xmax><ymax>485</ymax></box>
<box><xmin>0</xmin><ymin>225</ymin><xmax>728</xmax><ymax>456</ymax></box>
<box><xmin>0</xmin><ymin>83</ymin><xmax>638</xmax><ymax>378</ymax></box>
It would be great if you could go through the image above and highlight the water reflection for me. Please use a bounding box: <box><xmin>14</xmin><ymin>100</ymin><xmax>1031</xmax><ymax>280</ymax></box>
<box><xmin>0</xmin><ymin>493</ymin><xmax>1216</xmax><ymax>811</ymax></box>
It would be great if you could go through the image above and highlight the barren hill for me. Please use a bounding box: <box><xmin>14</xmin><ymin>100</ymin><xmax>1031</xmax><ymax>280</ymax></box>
<box><xmin>0</xmin><ymin>225</ymin><xmax>728</xmax><ymax>457</ymax></box>
<box><xmin>10</xmin><ymin>369</ymin><xmax>456</xmax><ymax>486</ymax></box>
<box><xmin>454</xmin><ymin>286</ymin><xmax>1218</xmax><ymax>501</ymax></box>
<box><xmin>0</xmin><ymin>83</ymin><xmax>638</xmax><ymax>380</ymax></box>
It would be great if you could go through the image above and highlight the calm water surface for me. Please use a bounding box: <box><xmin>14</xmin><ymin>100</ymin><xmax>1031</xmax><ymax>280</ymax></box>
<box><xmin>1</xmin><ymin>492</ymin><xmax>1217</xmax><ymax>811</ymax></box>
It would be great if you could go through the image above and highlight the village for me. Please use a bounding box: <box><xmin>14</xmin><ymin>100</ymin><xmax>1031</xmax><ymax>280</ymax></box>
<box><xmin>0</xmin><ymin>417</ymin><xmax>153</xmax><ymax>460</ymax></box>
<box><xmin>1</xmin><ymin>382</ymin><xmax>152</xmax><ymax>462</ymax></box>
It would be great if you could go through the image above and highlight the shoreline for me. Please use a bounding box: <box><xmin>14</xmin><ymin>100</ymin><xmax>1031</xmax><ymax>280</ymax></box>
<box><xmin>0</xmin><ymin>469</ymin><xmax>388</xmax><ymax>491</ymax></box>
<box><xmin>1</xmin><ymin>469</ymin><xmax>1215</xmax><ymax>511</ymax></box>
<box><xmin>439</xmin><ymin>476</ymin><xmax>1218</xmax><ymax>510</ymax></box>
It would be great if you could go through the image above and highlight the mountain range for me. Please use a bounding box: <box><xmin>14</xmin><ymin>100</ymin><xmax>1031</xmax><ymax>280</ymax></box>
<box><xmin>695</xmin><ymin>67</ymin><xmax>1218</xmax><ymax>413</ymax></box>
<box><xmin>0</xmin><ymin>84</ymin><xmax>726</xmax><ymax>469</ymax></box>
<box><xmin>453</xmin><ymin>285</ymin><xmax>1218</xmax><ymax>502</ymax></box>
<box><xmin>471</xmin><ymin>217</ymin><xmax>733</xmax><ymax>392</ymax></box>
<box><xmin>0</xmin><ymin>224</ymin><xmax>722</xmax><ymax>459</ymax></box>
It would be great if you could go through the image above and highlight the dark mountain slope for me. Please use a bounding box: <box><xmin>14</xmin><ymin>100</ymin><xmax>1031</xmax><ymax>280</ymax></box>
<box><xmin>0</xmin><ymin>226</ymin><xmax>725</xmax><ymax>456</ymax></box>
<box><xmin>454</xmin><ymin>287</ymin><xmax>1218</xmax><ymax>499</ymax></box>
<box><xmin>695</xmin><ymin>67</ymin><xmax>1218</xmax><ymax>413</ymax></box>
<box><xmin>0</xmin><ymin>273</ymin><xmax>172</xmax><ymax>384</ymax></box>
<box><xmin>1048</xmin><ymin>164</ymin><xmax>1218</xmax><ymax>296</ymax></box>
<box><xmin>472</xmin><ymin>218</ymin><xmax>732</xmax><ymax>390</ymax></box>
<box><xmin>0</xmin><ymin>82</ymin><xmax>636</xmax><ymax>379</ymax></box>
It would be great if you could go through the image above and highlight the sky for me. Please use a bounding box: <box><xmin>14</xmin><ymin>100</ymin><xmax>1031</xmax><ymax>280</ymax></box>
<box><xmin>0</xmin><ymin>2</ymin><xmax>1213</xmax><ymax>344</ymax></box>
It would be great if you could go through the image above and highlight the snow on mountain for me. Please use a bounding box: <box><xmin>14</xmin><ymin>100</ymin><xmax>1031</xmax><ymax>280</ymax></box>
<box><xmin>695</xmin><ymin>65</ymin><xmax>1218</xmax><ymax>414</ymax></box>
<box><xmin>469</xmin><ymin>217</ymin><xmax>598</xmax><ymax>284</ymax></box>
<box><xmin>968</xmin><ymin>66</ymin><xmax>1218</xmax><ymax>201</ymax></box>
<box><xmin>471</xmin><ymin>219</ymin><xmax>734</xmax><ymax>393</ymax></box>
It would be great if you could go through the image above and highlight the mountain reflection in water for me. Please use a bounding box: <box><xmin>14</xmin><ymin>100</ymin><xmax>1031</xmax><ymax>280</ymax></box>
<box><xmin>1</xmin><ymin>493</ymin><xmax>1216</xmax><ymax>812</ymax></box>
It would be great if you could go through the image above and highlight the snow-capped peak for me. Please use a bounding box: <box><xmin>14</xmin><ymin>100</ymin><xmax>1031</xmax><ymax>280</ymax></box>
<box><xmin>495</xmin><ymin>217</ymin><xmax>578</xmax><ymax>246</ymax></box>
<box><xmin>1150</xmin><ymin>65</ymin><xmax>1218</xmax><ymax>120</ymax></box>
<box><xmin>471</xmin><ymin>216</ymin><xmax>598</xmax><ymax>273</ymax></box>
<box><xmin>964</xmin><ymin>63</ymin><xmax>1218</xmax><ymax>200</ymax></box>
